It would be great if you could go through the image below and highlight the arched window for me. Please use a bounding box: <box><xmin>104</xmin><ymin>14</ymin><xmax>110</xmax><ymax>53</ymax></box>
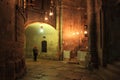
<box><xmin>41</xmin><ymin>40</ymin><xmax>47</xmax><ymax>52</ymax></box>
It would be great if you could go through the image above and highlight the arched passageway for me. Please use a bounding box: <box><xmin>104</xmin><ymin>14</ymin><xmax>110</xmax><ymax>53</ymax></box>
<box><xmin>25</xmin><ymin>22</ymin><xmax>59</xmax><ymax>60</ymax></box>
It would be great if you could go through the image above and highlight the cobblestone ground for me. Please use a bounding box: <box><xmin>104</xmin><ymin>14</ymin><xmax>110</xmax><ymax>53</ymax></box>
<box><xmin>19</xmin><ymin>59</ymin><xmax>102</xmax><ymax>80</ymax></box>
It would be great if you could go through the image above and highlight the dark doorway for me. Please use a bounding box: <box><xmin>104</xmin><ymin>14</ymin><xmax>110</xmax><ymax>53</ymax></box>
<box><xmin>41</xmin><ymin>40</ymin><xmax>47</xmax><ymax>52</ymax></box>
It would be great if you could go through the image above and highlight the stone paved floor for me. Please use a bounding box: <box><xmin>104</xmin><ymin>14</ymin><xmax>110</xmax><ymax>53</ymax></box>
<box><xmin>18</xmin><ymin>59</ymin><xmax>102</xmax><ymax>80</ymax></box>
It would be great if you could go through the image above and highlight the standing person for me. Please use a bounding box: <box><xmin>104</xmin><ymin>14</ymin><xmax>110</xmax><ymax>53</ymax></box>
<box><xmin>33</xmin><ymin>46</ymin><xmax>38</xmax><ymax>61</ymax></box>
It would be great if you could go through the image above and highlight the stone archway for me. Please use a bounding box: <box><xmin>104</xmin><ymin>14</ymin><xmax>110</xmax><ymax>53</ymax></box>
<box><xmin>24</xmin><ymin>22</ymin><xmax>59</xmax><ymax>60</ymax></box>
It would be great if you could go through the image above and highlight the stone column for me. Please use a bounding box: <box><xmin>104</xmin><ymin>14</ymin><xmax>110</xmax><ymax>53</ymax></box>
<box><xmin>87</xmin><ymin>0</ymin><xmax>99</xmax><ymax>68</ymax></box>
<box><xmin>102</xmin><ymin>1</ymin><xmax>111</xmax><ymax>67</ymax></box>
<box><xmin>56</xmin><ymin>0</ymin><xmax>63</xmax><ymax>60</ymax></box>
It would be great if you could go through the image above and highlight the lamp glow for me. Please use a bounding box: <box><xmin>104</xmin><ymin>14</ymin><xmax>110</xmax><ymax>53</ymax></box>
<box><xmin>49</xmin><ymin>11</ymin><xmax>53</xmax><ymax>16</ymax></box>
<box><xmin>40</xmin><ymin>26</ymin><xmax>44</xmax><ymax>33</ymax></box>
<box><xmin>84</xmin><ymin>31</ymin><xmax>87</xmax><ymax>34</ymax></box>
<box><xmin>44</xmin><ymin>17</ymin><xmax>48</xmax><ymax>21</ymax></box>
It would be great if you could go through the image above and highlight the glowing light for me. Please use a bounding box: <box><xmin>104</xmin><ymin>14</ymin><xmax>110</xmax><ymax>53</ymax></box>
<box><xmin>49</xmin><ymin>11</ymin><xmax>53</xmax><ymax>16</ymax></box>
<box><xmin>72</xmin><ymin>32</ymin><xmax>79</xmax><ymax>35</ymax></box>
<box><xmin>84</xmin><ymin>31</ymin><xmax>87</xmax><ymax>34</ymax></box>
<box><xmin>40</xmin><ymin>26</ymin><xmax>44</xmax><ymax>33</ymax></box>
<box><xmin>44</xmin><ymin>17</ymin><xmax>48</xmax><ymax>21</ymax></box>
<box><xmin>24</xmin><ymin>0</ymin><xmax>26</xmax><ymax>9</ymax></box>
<box><xmin>76</xmin><ymin>32</ymin><xmax>79</xmax><ymax>35</ymax></box>
<box><xmin>40</xmin><ymin>29</ymin><xmax>44</xmax><ymax>33</ymax></box>
<box><xmin>72</xmin><ymin>33</ymin><xmax>75</xmax><ymax>35</ymax></box>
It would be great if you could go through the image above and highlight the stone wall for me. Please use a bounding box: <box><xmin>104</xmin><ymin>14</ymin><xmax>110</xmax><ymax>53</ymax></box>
<box><xmin>0</xmin><ymin>0</ymin><xmax>26</xmax><ymax>80</ymax></box>
<box><xmin>62</xmin><ymin>0</ymin><xmax>87</xmax><ymax>50</ymax></box>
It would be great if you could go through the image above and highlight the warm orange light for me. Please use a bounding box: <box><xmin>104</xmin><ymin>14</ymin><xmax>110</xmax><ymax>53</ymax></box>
<box><xmin>84</xmin><ymin>31</ymin><xmax>87</xmax><ymax>34</ymax></box>
<box><xmin>76</xmin><ymin>32</ymin><xmax>79</xmax><ymax>35</ymax></box>
<box><xmin>44</xmin><ymin>17</ymin><xmax>48</xmax><ymax>21</ymax></box>
<box><xmin>49</xmin><ymin>12</ymin><xmax>53</xmax><ymax>16</ymax></box>
<box><xmin>72</xmin><ymin>32</ymin><xmax>76</xmax><ymax>35</ymax></box>
<box><xmin>72</xmin><ymin>32</ymin><xmax>80</xmax><ymax>35</ymax></box>
<box><xmin>24</xmin><ymin>0</ymin><xmax>26</xmax><ymax>9</ymax></box>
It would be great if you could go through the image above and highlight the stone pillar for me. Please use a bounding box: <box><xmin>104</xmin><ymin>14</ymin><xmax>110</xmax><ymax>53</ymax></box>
<box><xmin>102</xmin><ymin>1</ymin><xmax>111</xmax><ymax>67</ymax></box>
<box><xmin>87</xmin><ymin>0</ymin><xmax>99</xmax><ymax>68</ymax></box>
<box><xmin>57</xmin><ymin>0</ymin><xmax>63</xmax><ymax>60</ymax></box>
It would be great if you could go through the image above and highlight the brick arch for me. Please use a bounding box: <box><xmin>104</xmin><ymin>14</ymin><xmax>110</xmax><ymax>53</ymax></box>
<box><xmin>24</xmin><ymin>20</ymin><xmax>55</xmax><ymax>29</ymax></box>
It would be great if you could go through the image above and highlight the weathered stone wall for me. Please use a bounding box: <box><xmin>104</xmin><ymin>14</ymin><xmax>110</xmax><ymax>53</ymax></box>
<box><xmin>0</xmin><ymin>0</ymin><xmax>26</xmax><ymax>80</ymax></box>
<box><xmin>62</xmin><ymin>0</ymin><xmax>87</xmax><ymax>50</ymax></box>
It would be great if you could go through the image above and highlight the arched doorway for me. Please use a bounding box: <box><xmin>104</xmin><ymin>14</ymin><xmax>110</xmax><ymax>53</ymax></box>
<box><xmin>24</xmin><ymin>22</ymin><xmax>59</xmax><ymax>60</ymax></box>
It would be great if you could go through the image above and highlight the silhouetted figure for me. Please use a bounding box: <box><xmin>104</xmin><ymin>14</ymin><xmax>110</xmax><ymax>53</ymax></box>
<box><xmin>33</xmin><ymin>46</ymin><xmax>38</xmax><ymax>61</ymax></box>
